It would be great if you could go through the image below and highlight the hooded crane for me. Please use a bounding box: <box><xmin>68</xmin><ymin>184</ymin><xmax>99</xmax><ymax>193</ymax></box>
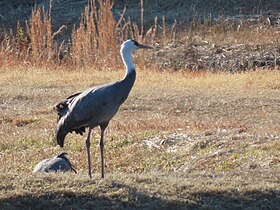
<box><xmin>54</xmin><ymin>39</ymin><xmax>152</xmax><ymax>178</ymax></box>
<box><xmin>33</xmin><ymin>152</ymin><xmax>77</xmax><ymax>173</ymax></box>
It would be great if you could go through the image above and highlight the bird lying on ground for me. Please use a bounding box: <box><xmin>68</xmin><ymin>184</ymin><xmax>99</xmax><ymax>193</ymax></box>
<box><xmin>32</xmin><ymin>152</ymin><xmax>77</xmax><ymax>173</ymax></box>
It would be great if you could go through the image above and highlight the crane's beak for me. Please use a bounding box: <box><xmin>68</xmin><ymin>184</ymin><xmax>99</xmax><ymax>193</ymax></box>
<box><xmin>138</xmin><ymin>43</ymin><xmax>153</xmax><ymax>49</ymax></box>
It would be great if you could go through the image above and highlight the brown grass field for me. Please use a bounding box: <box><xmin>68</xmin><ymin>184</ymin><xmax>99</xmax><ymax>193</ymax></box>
<box><xmin>0</xmin><ymin>67</ymin><xmax>279</xmax><ymax>209</ymax></box>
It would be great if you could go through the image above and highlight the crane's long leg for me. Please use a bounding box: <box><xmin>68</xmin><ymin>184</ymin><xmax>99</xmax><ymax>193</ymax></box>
<box><xmin>100</xmin><ymin>123</ymin><xmax>108</xmax><ymax>178</ymax></box>
<box><xmin>86</xmin><ymin>127</ymin><xmax>93</xmax><ymax>178</ymax></box>
<box><xmin>100</xmin><ymin>128</ymin><xmax>105</xmax><ymax>178</ymax></box>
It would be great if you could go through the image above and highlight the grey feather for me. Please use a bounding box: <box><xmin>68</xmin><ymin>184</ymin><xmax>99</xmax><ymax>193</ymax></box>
<box><xmin>55</xmin><ymin>71</ymin><xmax>136</xmax><ymax>147</ymax></box>
<box><xmin>32</xmin><ymin>152</ymin><xmax>77</xmax><ymax>173</ymax></box>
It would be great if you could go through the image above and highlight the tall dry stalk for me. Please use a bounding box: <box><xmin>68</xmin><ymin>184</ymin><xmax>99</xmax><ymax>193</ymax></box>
<box><xmin>171</xmin><ymin>19</ymin><xmax>177</xmax><ymax>44</ymax></box>
<box><xmin>162</xmin><ymin>16</ymin><xmax>166</xmax><ymax>45</ymax></box>
<box><xmin>140</xmin><ymin>0</ymin><xmax>144</xmax><ymax>39</ymax></box>
<box><xmin>97</xmin><ymin>0</ymin><xmax>118</xmax><ymax>55</ymax></box>
<box><xmin>46</xmin><ymin>0</ymin><xmax>53</xmax><ymax>59</ymax></box>
<box><xmin>28</xmin><ymin>5</ymin><xmax>53</xmax><ymax>61</ymax></box>
<box><xmin>0</xmin><ymin>0</ymin><xmax>177</xmax><ymax>69</ymax></box>
<box><xmin>71</xmin><ymin>0</ymin><xmax>118</xmax><ymax>67</ymax></box>
<box><xmin>15</xmin><ymin>21</ymin><xmax>28</xmax><ymax>55</ymax></box>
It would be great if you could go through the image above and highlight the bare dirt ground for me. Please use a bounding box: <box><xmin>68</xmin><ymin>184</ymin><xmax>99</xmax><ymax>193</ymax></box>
<box><xmin>0</xmin><ymin>67</ymin><xmax>279</xmax><ymax>209</ymax></box>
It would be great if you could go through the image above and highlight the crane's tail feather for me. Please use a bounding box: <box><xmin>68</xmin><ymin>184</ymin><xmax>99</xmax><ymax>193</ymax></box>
<box><xmin>75</xmin><ymin>127</ymin><xmax>86</xmax><ymax>135</ymax></box>
<box><xmin>69</xmin><ymin>127</ymin><xmax>86</xmax><ymax>135</ymax></box>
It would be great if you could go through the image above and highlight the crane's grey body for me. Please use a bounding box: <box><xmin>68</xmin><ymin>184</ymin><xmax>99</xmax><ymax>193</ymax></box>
<box><xmin>55</xmin><ymin>71</ymin><xmax>136</xmax><ymax>144</ymax></box>
<box><xmin>54</xmin><ymin>39</ymin><xmax>152</xmax><ymax>178</ymax></box>
<box><xmin>32</xmin><ymin>152</ymin><xmax>77</xmax><ymax>173</ymax></box>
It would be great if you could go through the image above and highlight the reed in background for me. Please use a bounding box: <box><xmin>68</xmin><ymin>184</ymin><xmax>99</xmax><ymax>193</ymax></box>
<box><xmin>0</xmin><ymin>0</ymin><xmax>279</xmax><ymax>70</ymax></box>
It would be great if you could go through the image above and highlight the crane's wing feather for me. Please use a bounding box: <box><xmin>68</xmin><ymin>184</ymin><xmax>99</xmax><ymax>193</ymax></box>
<box><xmin>54</xmin><ymin>91</ymin><xmax>87</xmax><ymax>141</ymax></box>
<box><xmin>55</xmin><ymin>81</ymin><xmax>126</xmax><ymax>147</ymax></box>
<box><xmin>54</xmin><ymin>91</ymin><xmax>82</xmax><ymax>117</ymax></box>
<box><xmin>54</xmin><ymin>85</ymin><xmax>109</xmax><ymax>147</ymax></box>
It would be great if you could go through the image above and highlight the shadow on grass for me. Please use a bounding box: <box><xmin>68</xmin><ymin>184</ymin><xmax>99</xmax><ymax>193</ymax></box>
<box><xmin>0</xmin><ymin>182</ymin><xmax>279</xmax><ymax>210</ymax></box>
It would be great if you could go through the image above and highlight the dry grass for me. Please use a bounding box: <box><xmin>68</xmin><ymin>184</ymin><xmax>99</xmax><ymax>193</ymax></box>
<box><xmin>0</xmin><ymin>0</ymin><xmax>160</xmax><ymax>69</ymax></box>
<box><xmin>0</xmin><ymin>67</ymin><xmax>279</xmax><ymax>209</ymax></box>
<box><xmin>1</xmin><ymin>0</ymin><xmax>279</xmax><ymax>71</ymax></box>
<box><xmin>187</xmin><ymin>16</ymin><xmax>280</xmax><ymax>46</ymax></box>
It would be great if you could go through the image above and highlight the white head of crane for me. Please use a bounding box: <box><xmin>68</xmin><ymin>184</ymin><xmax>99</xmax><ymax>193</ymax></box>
<box><xmin>120</xmin><ymin>39</ymin><xmax>153</xmax><ymax>73</ymax></box>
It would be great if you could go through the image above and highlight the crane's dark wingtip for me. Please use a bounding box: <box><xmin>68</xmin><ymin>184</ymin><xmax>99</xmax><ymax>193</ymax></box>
<box><xmin>56</xmin><ymin>130</ymin><xmax>67</xmax><ymax>148</ymax></box>
<box><xmin>57</xmin><ymin>139</ymin><xmax>64</xmax><ymax>147</ymax></box>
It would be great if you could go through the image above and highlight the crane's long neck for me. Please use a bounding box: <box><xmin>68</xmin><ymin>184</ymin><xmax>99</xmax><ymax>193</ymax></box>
<box><xmin>121</xmin><ymin>48</ymin><xmax>135</xmax><ymax>76</ymax></box>
<box><xmin>119</xmin><ymin>47</ymin><xmax>136</xmax><ymax>99</ymax></box>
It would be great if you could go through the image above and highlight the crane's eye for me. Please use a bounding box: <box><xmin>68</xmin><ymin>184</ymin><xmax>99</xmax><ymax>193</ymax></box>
<box><xmin>132</xmin><ymin>40</ymin><xmax>139</xmax><ymax>46</ymax></box>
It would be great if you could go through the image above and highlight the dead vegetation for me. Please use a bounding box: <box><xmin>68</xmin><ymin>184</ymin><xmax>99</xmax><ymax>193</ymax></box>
<box><xmin>1</xmin><ymin>0</ymin><xmax>280</xmax><ymax>71</ymax></box>
<box><xmin>0</xmin><ymin>0</ymin><xmax>161</xmax><ymax>68</ymax></box>
<box><xmin>155</xmin><ymin>17</ymin><xmax>280</xmax><ymax>71</ymax></box>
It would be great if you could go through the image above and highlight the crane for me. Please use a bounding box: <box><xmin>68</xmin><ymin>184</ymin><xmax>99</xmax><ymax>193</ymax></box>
<box><xmin>54</xmin><ymin>39</ymin><xmax>152</xmax><ymax>178</ymax></box>
<box><xmin>33</xmin><ymin>152</ymin><xmax>77</xmax><ymax>173</ymax></box>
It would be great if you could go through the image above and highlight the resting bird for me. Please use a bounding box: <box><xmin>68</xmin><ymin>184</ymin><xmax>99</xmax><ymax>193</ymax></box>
<box><xmin>33</xmin><ymin>152</ymin><xmax>77</xmax><ymax>173</ymax></box>
<box><xmin>54</xmin><ymin>39</ymin><xmax>152</xmax><ymax>178</ymax></box>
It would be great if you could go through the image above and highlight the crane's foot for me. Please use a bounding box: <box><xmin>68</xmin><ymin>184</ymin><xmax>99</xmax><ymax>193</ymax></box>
<box><xmin>88</xmin><ymin>171</ymin><xmax>92</xmax><ymax>178</ymax></box>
